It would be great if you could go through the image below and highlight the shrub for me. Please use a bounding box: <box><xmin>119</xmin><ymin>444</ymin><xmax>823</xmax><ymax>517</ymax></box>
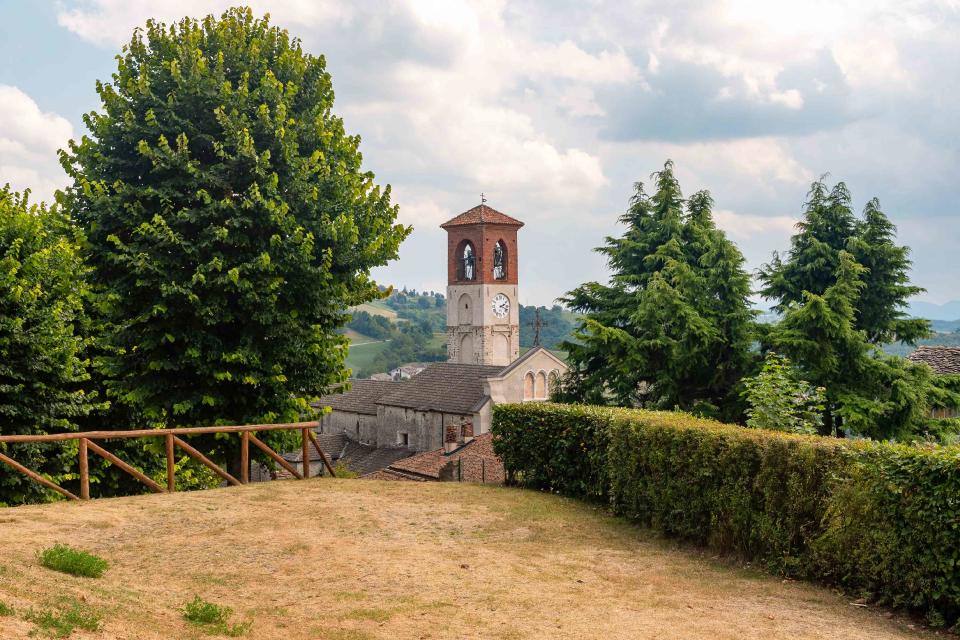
<box><xmin>491</xmin><ymin>403</ymin><xmax>614</xmax><ymax>500</ymax></box>
<box><xmin>38</xmin><ymin>544</ymin><xmax>108</xmax><ymax>578</ymax></box>
<box><xmin>181</xmin><ymin>596</ymin><xmax>251</xmax><ymax>636</ymax></box>
<box><xmin>492</xmin><ymin>402</ymin><xmax>960</xmax><ymax>627</ymax></box>
<box><xmin>741</xmin><ymin>352</ymin><xmax>825</xmax><ymax>435</ymax></box>
<box><xmin>331</xmin><ymin>460</ymin><xmax>359</xmax><ymax>479</ymax></box>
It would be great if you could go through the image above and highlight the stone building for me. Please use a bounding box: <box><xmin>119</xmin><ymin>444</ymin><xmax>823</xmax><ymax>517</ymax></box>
<box><xmin>908</xmin><ymin>346</ymin><xmax>960</xmax><ymax>418</ymax></box>
<box><xmin>317</xmin><ymin>202</ymin><xmax>569</xmax><ymax>454</ymax></box>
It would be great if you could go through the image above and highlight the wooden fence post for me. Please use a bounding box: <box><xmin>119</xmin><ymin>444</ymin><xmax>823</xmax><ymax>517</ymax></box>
<box><xmin>78</xmin><ymin>438</ymin><xmax>89</xmax><ymax>500</ymax></box>
<box><xmin>240</xmin><ymin>431</ymin><xmax>250</xmax><ymax>483</ymax></box>
<box><xmin>173</xmin><ymin>436</ymin><xmax>242</xmax><ymax>487</ymax></box>
<box><xmin>165</xmin><ymin>433</ymin><xmax>175</xmax><ymax>492</ymax></box>
<box><xmin>301</xmin><ymin>428</ymin><xmax>310</xmax><ymax>479</ymax></box>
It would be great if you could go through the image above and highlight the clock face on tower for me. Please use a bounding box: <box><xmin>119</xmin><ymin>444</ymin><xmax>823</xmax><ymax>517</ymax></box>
<box><xmin>491</xmin><ymin>293</ymin><xmax>510</xmax><ymax>319</ymax></box>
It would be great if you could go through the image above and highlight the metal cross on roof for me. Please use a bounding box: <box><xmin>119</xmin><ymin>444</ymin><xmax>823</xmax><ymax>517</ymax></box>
<box><xmin>526</xmin><ymin>308</ymin><xmax>548</xmax><ymax>346</ymax></box>
<box><xmin>481</xmin><ymin>192</ymin><xmax>487</xmax><ymax>204</ymax></box>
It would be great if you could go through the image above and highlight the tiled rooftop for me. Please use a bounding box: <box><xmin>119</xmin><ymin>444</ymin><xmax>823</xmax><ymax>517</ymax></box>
<box><xmin>386</xmin><ymin>433</ymin><xmax>503</xmax><ymax>482</ymax></box>
<box><xmin>375</xmin><ymin>362</ymin><xmax>503</xmax><ymax>414</ymax></box>
<box><xmin>439</xmin><ymin>204</ymin><xmax>524</xmax><ymax>229</ymax></box>
<box><xmin>908</xmin><ymin>346</ymin><xmax>960</xmax><ymax>375</ymax></box>
<box><xmin>314</xmin><ymin>379</ymin><xmax>400</xmax><ymax>416</ymax></box>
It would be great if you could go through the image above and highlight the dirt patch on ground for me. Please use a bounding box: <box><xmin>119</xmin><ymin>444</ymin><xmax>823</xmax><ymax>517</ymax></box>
<box><xmin>0</xmin><ymin>480</ymin><xmax>937</xmax><ymax>639</ymax></box>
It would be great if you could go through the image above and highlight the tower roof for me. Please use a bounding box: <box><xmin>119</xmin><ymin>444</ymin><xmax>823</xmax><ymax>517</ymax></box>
<box><xmin>440</xmin><ymin>204</ymin><xmax>524</xmax><ymax>229</ymax></box>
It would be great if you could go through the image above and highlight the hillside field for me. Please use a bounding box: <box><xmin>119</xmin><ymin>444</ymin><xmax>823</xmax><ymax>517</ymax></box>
<box><xmin>343</xmin><ymin>335</ymin><xmax>391</xmax><ymax>374</ymax></box>
<box><xmin>0</xmin><ymin>480</ymin><xmax>934</xmax><ymax>640</ymax></box>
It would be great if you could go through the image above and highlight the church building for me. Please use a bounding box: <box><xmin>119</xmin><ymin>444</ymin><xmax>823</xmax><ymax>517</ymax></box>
<box><xmin>317</xmin><ymin>203</ymin><xmax>568</xmax><ymax>453</ymax></box>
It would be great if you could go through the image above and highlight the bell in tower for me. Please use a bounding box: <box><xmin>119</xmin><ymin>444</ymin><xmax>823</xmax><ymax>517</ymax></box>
<box><xmin>440</xmin><ymin>202</ymin><xmax>524</xmax><ymax>366</ymax></box>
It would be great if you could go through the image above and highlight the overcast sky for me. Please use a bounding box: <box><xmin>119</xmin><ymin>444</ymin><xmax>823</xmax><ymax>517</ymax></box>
<box><xmin>1</xmin><ymin>1</ymin><xmax>958</xmax><ymax>309</ymax></box>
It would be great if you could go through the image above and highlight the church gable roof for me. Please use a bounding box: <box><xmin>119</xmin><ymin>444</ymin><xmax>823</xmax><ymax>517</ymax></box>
<box><xmin>376</xmin><ymin>362</ymin><xmax>503</xmax><ymax>413</ymax></box>
<box><xmin>495</xmin><ymin>345</ymin><xmax>567</xmax><ymax>378</ymax></box>
<box><xmin>908</xmin><ymin>346</ymin><xmax>960</xmax><ymax>375</ymax></box>
<box><xmin>315</xmin><ymin>379</ymin><xmax>400</xmax><ymax>416</ymax></box>
<box><xmin>440</xmin><ymin>204</ymin><xmax>524</xmax><ymax>229</ymax></box>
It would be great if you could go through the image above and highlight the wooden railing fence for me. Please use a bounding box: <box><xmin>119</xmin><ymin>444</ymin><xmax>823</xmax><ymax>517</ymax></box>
<box><xmin>0</xmin><ymin>422</ymin><xmax>336</xmax><ymax>501</ymax></box>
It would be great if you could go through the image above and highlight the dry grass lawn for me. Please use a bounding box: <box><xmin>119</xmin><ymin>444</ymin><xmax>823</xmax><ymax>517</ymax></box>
<box><xmin>0</xmin><ymin>479</ymin><xmax>940</xmax><ymax>639</ymax></box>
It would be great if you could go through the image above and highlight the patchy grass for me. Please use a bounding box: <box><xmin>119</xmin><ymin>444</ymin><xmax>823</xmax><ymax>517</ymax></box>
<box><xmin>23</xmin><ymin>597</ymin><xmax>101</xmax><ymax>638</ymax></box>
<box><xmin>0</xmin><ymin>479</ymin><xmax>938</xmax><ymax>639</ymax></box>
<box><xmin>0</xmin><ymin>600</ymin><xmax>13</xmax><ymax>616</ymax></box>
<box><xmin>38</xmin><ymin>544</ymin><xmax>108</xmax><ymax>578</ymax></box>
<box><xmin>181</xmin><ymin>596</ymin><xmax>251</xmax><ymax>637</ymax></box>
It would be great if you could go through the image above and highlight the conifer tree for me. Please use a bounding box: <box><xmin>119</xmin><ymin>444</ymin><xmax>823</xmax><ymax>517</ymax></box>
<box><xmin>762</xmin><ymin>180</ymin><xmax>955</xmax><ymax>439</ymax></box>
<box><xmin>760</xmin><ymin>179</ymin><xmax>929</xmax><ymax>345</ymax></box>
<box><xmin>558</xmin><ymin>161</ymin><xmax>755</xmax><ymax>418</ymax></box>
<box><xmin>59</xmin><ymin>9</ymin><xmax>409</xmax><ymax>469</ymax></box>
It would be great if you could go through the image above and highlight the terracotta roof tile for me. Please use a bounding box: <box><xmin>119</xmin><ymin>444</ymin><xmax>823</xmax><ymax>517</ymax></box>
<box><xmin>362</xmin><ymin>468</ymin><xmax>429</xmax><ymax>482</ymax></box>
<box><xmin>440</xmin><ymin>204</ymin><xmax>524</xmax><ymax>229</ymax></box>
<box><xmin>908</xmin><ymin>346</ymin><xmax>960</xmax><ymax>375</ymax></box>
<box><xmin>388</xmin><ymin>433</ymin><xmax>503</xmax><ymax>481</ymax></box>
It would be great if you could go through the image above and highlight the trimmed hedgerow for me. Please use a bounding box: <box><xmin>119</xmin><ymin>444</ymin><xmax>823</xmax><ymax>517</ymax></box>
<box><xmin>492</xmin><ymin>402</ymin><xmax>960</xmax><ymax>627</ymax></box>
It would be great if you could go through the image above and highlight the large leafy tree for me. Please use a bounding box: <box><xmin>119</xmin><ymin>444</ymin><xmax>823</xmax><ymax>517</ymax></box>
<box><xmin>558</xmin><ymin>161</ymin><xmax>755</xmax><ymax>418</ymax></box>
<box><xmin>59</xmin><ymin>9</ymin><xmax>409</xmax><ymax>468</ymax></box>
<box><xmin>0</xmin><ymin>187</ymin><xmax>101</xmax><ymax>504</ymax></box>
<box><xmin>762</xmin><ymin>180</ymin><xmax>955</xmax><ymax>439</ymax></box>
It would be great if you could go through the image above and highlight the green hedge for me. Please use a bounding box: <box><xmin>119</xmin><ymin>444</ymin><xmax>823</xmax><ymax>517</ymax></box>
<box><xmin>492</xmin><ymin>403</ymin><xmax>960</xmax><ymax>627</ymax></box>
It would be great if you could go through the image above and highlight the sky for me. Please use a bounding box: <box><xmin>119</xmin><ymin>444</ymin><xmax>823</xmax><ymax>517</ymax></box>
<box><xmin>1</xmin><ymin>1</ymin><xmax>958</xmax><ymax>311</ymax></box>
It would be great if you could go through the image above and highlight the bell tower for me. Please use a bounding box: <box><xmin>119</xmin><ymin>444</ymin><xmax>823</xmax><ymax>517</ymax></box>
<box><xmin>441</xmin><ymin>203</ymin><xmax>523</xmax><ymax>366</ymax></box>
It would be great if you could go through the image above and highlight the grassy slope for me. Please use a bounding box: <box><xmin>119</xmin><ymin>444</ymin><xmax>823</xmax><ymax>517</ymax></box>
<box><xmin>344</xmin><ymin>335</ymin><xmax>390</xmax><ymax>374</ymax></box>
<box><xmin>354</xmin><ymin>301</ymin><xmax>398</xmax><ymax>320</ymax></box>
<box><xmin>0</xmin><ymin>480</ymin><xmax>933</xmax><ymax>640</ymax></box>
<box><xmin>343</xmin><ymin>326</ymin><xmax>446</xmax><ymax>377</ymax></box>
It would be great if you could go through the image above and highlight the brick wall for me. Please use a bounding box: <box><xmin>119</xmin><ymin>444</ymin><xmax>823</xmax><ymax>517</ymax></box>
<box><xmin>446</xmin><ymin>223</ymin><xmax>519</xmax><ymax>285</ymax></box>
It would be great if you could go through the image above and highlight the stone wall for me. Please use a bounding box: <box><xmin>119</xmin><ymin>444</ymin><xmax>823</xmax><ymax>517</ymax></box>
<box><xmin>377</xmin><ymin>405</ymin><xmax>474</xmax><ymax>452</ymax></box>
<box><xmin>319</xmin><ymin>410</ymin><xmax>379</xmax><ymax>445</ymax></box>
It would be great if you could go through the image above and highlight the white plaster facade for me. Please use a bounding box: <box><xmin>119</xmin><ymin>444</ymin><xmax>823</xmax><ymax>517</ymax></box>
<box><xmin>446</xmin><ymin>283</ymin><xmax>520</xmax><ymax>366</ymax></box>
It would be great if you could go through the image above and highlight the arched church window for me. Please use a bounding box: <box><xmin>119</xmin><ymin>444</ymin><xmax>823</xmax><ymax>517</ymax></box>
<box><xmin>523</xmin><ymin>372</ymin><xmax>535</xmax><ymax>400</ymax></box>
<box><xmin>548</xmin><ymin>370</ymin><xmax>560</xmax><ymax>396</ymax></box>
<box><xmin>458</xmin><ymin>242</ymin><xmax>476</xmax><ymax>281</ymax></box>
<box><xmin>493</xmin><ymin>240</ymin><xmax>507</xmax><ymax>280</ymax></box>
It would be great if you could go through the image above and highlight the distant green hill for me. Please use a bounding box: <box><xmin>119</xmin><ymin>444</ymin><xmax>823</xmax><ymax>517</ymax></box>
<box><xmin>341</xmin><ymin>288</ymin><xmax>579</xmax><ymax>375</ymax></box>
<box><xmin>882</xmin><ymin>329</ymin><xmax>960</xmax><ymax>357</ymax></box>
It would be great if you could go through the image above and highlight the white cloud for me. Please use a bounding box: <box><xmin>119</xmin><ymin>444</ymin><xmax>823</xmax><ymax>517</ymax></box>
<box><xmin>57</xmin><ymin>0</ymin><xmax>353</xmax><ymax>47</ymax></box>
<box><xmin>0</xmin><ymin>86</ymin><xmax>73</xmax><ymax>203</ymax></box>
<box><xmin>58</xmin><ymin>0</ymin><xmax>618</xmax><ymax>214</ymax></box>
<box><xmin>714</xmin><ymin>209</ymin><xmax>797</xmax><ymax>241</ymax></box>
<box><xmin>48</xmin><ymin>0</ymin><xmax>960</xmax><ymax>305</ymax></box>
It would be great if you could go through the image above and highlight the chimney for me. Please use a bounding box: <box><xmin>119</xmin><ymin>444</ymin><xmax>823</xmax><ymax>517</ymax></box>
<box><xmin>461</xmin><ymin>421</ymin><xmax>474</xmax><ymax>444</ymax></box>
<box><xmin>444</xmin><ymin>424</ymin><xmax>459</xmax><ymax>454</ymax></box>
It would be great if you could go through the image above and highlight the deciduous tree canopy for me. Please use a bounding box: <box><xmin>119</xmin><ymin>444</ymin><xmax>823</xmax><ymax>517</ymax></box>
<box><xmin>0</xmin><ymin>187</ymin><xmax>101</xmax><ymax>504</ymax></box>
<box><xmin>58</xmin><ymin>9</ymin><xmax>409</xmax><ymax>462</ymax></box>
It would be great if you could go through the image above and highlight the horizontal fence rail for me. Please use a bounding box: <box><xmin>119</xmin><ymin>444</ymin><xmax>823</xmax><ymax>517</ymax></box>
<box><xmin>0</xmin><ymin>421</ymin><xmax>337</xmax><ymax>501</ymax></box>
